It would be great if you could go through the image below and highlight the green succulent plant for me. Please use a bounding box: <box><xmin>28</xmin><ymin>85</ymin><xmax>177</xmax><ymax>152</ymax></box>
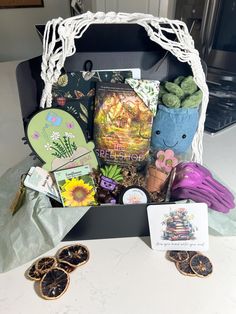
<box><xmin>180</xmin><ymin>76</ymin><xmax>198</xmax><ymax>95</ymax></box>
<box><xmin>165</xmin><ymin>82</ymin><xmax>184</xmax><ymax>98</ymax></box>
<box><xmin>174</xmin><ymin>76</ymin><xmax>185</xmax><ymax>85</ymax></box>
<box><xmin>100</xmin><ymin>164</ymin><xmax>123</xmax><ymax>182</ymax></box>
<box><xmin>159</xmin><ymin>85</ymin><xmax>168</xmax><ymax>97</ymax></box>
<box><xmin>159</xmin><ymin>75</ymin><xmax>202</xmax><ymax>109</ymax></box>
<box><xmin>158</xmin><ymin>85</ymin><xmax>168</xmax><ymax>102</ymax></box>
<box><xmin>162</xmin><ymin>93</ymin><xmax>181</xmax><ymax>108</ymax></box>
<box><xmin>181</xmin><ymin>90</ymin><xmax>203</xmax><ymax>108</ymax></box>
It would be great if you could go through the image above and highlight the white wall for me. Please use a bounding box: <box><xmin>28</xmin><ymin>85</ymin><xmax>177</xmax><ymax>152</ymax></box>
<box><xmin>93</xmin><ymin>0</ymin><xmax>176</xmax><ymax>18</ymax></box>
<box><xmin>0</xmin><ymin>0</ymin><xmax>177</xmax><ymax>62</ymax></box>
<box><xmin>0</xmin><ymin>61</ymin><xmax>31</xmax><ymax>175</ymax></box>
<box><xmin>0</xmin><ymin>0</ymin><xmax>71</xmax><ymax>62</ymax></box>
<box><xmin>96</xmin><ymin>0</ymin><xmax>157</xmax><ymax>13</ymax></box>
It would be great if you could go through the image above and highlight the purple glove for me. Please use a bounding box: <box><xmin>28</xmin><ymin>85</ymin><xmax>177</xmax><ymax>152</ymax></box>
<box><xmin>172</xmin><ymin>187</ymin><xmax>233</xmax><ymax>213</ymax></box>
<box><xmin>171</xmin><ymin>162</ymin><xmax>235</xmax><ymax>213</ymax></box>
<box><xmin>173</xmin><ymin>162</ymin><xmax>234</xmax><ymax>200</ymax></box>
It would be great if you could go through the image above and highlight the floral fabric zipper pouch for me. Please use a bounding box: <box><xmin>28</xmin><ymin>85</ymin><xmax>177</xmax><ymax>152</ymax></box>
<box><xmin>52</xmin><ymin>70</ymin><xmax>137</xmax><ymax>140</ymax></box>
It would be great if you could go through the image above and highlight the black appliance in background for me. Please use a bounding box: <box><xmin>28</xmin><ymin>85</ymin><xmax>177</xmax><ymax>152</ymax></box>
<box><xmin>175</xmin><ymin>0</ymin><xmax>236</xmax><ymax>134</ymax></box>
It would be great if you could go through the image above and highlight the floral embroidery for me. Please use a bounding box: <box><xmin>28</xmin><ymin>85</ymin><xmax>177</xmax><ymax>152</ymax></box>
<box><xmin>32</xmin><ymin>131</ymin><xmax>40</xmax><ymax>140</ymax></box>
<box><xmin>44</xmin><ymin>143</ymin><xmax>52</xmax><ymax>151</ymax></box>
<box><xmin>46</xmin><ymin>112</ymin><xmax>62</xmax><ymax>126</ymax></box>
<box><xmin>51</xmin><ymin>131</ymin><xmax>60</xmax><ymax>141</ymax></box>
<box><xmin>50</xmin><ymin>135</ymin><xmax>77</xmax><ymax>159</ymax></box>
<box><xmin>66</xmin><ymin>122</ymin><xmax>74</xmax><ymax>129</ymax></box>
<box><xmin>65</xmin><ymin>132</ymin><xmax>75</xmax><ymax>139</ymax></box>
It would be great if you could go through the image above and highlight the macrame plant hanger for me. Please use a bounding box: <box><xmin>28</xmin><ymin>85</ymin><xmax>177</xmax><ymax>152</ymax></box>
<box><xmin>39</xmin><ymin>11</ymin><xmax>209</xmax><ymax>164</ymax></box>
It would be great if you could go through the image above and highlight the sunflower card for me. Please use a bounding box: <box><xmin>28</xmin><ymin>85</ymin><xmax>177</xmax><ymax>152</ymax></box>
<box><xmin>53</xmin><ymin>165</ymin><xmax>97</xmax><ymax>207</ymax></box>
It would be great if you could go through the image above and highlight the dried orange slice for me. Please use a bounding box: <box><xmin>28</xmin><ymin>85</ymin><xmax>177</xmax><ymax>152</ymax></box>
<box><xmin>187</xmin><ymin>251</ymin><xmax>198</xmax><ymax>259</ymax></box>
<box><xmin>190</xmin><ymin>254</ymin><xmax>213</xmax><ymax>277</ymax></box>
<box><xmin>39</xmin><ymin>267</ymin><xmax>69</xmax><ymax>300</ymax></box>
<box><xmin>56</xmin><ymin>261</ymin><xmax>75</xmax><ymax>273</ymax></box>
<box><xmin>166</xmin><ymin>251</ymin><xmax>189</xmax><ymax>262</ymax></box>
<box><xmin>57</xmin><ymin>244</ymin><xmax>89</xmax><ymax>267</ymax></box>
<box><xmin>26</xmin><ymin>262</ymin><xmax>42</xmax><ymax>281</ymax></box>
<box><xmin>175</xmin><ymin>251</ymin><xmax>198</xmax><ymax>276</ymax></box>
<box><xmin>35</xmin><ymin>256</ymin><xmax>57</xmax><ymax>274</ymax></box>
<box><xmin>176</xmin><ymin>260</ymin><xmax>196</xmax><ymax>277</ymax></box>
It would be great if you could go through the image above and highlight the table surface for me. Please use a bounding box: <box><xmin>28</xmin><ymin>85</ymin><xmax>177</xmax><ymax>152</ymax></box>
<box><xmin>1</xmin><ymin>61</ymin><xmax>236</xmax><ymax>314</ymax></box>
<box><xmin>1</xmin><ymin>235</ymin><xmax>236</xmax><ymax>314</ymax></box>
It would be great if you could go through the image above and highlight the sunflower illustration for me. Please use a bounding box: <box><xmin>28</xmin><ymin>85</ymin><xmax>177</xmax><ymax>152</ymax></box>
<box><xmin>61</xmin><ymin>178</ymin><xmax>95</xmax><ymax>207</ymax></box>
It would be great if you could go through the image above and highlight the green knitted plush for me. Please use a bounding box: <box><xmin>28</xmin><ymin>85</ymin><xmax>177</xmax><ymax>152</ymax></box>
<box><xmin>159</xmin><ymin>75</ymin><xmax>202</xmax><ymax>109</ymax></box>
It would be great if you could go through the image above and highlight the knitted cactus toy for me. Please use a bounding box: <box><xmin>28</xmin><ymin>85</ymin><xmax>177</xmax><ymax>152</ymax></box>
<box><xmin>159</xmin><ymin>76</ymin><xmax>203</xmax><ymax>109</ymax></box>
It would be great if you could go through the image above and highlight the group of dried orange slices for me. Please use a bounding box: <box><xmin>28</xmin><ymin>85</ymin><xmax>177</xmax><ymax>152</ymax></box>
<box><xmin>166</xmin><ymin>250</ymin><xmax>213</xmax><ymax>277</ymax></box>
<box><xmin>26</xmin><ymin>243</ymin><xmax>89</xmax><ymax>300</ymax></box>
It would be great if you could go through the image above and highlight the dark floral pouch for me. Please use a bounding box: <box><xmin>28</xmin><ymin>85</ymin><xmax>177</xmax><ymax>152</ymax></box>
<box><xmin>52</xmin><ymin>70</ymin><xmax>133</xmax><ymax>140</ymax></box>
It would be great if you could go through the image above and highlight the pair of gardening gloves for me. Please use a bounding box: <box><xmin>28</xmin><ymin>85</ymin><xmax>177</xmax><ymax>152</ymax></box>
<box><xmin>171</xmin><ymin>162</ymin><xmax>235</xmax><ymax>213</ymax></box>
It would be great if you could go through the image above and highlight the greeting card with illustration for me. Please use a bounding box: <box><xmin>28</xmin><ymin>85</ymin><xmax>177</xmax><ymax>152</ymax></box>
<box><xmin>147</xmin><ymin>203</ymin><xmax>209</xmax><ymax>251</ymax></box>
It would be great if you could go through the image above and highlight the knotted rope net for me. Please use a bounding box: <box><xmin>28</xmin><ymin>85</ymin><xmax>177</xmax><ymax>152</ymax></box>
<box><xmin>40</xmin><ymin>11</ymin><xmax>209</xmax><ymax>163</ymax></box>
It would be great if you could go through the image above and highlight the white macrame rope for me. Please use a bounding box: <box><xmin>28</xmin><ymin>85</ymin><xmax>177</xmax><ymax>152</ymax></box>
<box><xmin>40</xmin><ymin>11</ymin><xmax>209</xmax><ymax>164</ymax></box>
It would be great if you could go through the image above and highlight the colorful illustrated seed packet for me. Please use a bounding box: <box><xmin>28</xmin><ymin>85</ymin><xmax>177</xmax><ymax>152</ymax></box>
<box><xmin>53</xmin><ymin>165</ymin><xmax>96</xmax><ymax>207</ymax></box>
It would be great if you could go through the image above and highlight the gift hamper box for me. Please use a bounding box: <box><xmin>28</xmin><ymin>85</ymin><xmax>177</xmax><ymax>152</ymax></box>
<box><xmin>16</xmin><ymin>12</ymin><xmax>208</xmax><ymax>241</ymax></box>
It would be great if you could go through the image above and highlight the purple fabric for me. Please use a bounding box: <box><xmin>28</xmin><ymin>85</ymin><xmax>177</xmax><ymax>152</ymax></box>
<box><xmin>171</xmin><ymin>162</ymin><xmax>235</xmax><ymax>213</ymax></box>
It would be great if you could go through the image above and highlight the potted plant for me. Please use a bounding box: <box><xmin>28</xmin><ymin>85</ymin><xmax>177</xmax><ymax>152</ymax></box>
<box><xmin>151</xmin><ymin>76</ymin><xmax>202</xmax><ymax>155</ymax></box>
<box><xmin>146</xmin><ymin>149</ymin><xmax>178</xmax><ymax>193</ymax></box>
<box><xmin>96</xmin><ymin>164</ymin><xmax>124</xmax><ymax>204</ymax></box>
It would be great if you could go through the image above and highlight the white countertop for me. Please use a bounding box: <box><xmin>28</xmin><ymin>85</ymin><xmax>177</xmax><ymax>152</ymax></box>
<box><xmin>1</xmin><ymin>235</ymin><xmax>236</xmax><ymax>314</ymax></box>
<box><xmin>1</xmin><ymin>60</ymin><xmax>236</xmax><ymax>313</ymax></box>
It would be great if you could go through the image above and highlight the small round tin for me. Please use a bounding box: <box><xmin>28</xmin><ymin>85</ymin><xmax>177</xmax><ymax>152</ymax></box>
<box><xmin>119</xmin><ymin>185</ymin><xmax>150</xmax><ymax>204</ymax></box>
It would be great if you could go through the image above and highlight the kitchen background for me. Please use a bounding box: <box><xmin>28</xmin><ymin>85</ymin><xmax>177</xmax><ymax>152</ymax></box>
<box><xmin>0</xmin><ymin>0</ymin><xmax>235</xmax><ymax>135</ymax></box>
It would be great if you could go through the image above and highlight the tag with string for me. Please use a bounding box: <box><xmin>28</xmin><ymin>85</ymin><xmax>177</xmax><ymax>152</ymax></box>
<box><xmin>9</xmin><ymin>174</ymin><xmax>26</xmax><ymax>216</ymax></box>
